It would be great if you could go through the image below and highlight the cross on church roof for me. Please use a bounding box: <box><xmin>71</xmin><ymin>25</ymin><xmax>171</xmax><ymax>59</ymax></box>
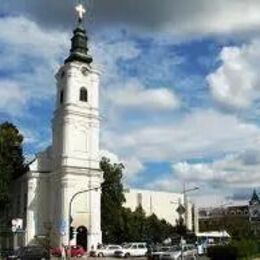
<box><xmin>75</xmin><ymin>3</ymin><xmax>86</xmax><ymax>21</ymax></box>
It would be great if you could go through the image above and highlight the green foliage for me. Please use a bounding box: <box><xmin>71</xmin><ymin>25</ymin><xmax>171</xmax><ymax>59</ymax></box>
<box><xmin>207</xmin><ymin>245</ymin><xmax>237</xmax><ymax>260</ymax></box>
<box><xmin>174</xmin><ymin>216</ymin><xmax>187</xmax><ymax>236</ymax></box>
<box><xmin>207</xmin><ymin>240</ymin><xmax>260</xmax><ymax>260</ymax></box>
<box><xmin>231</xmin><ymin>239</ymin><xmax>258</xmax><ymax>259</ymax></box>
<box><xmin>100</xmin><ymin>157</ymin><xmax>175</xmax><ymax>244</ymax></box>
<box><xmin>100</xmin><ymin>157</ymin><xmax>125</xmax><ymax>243</ymax></box>
<box><xmin>200</xmin><ymin>216</ymin><xmax>255</xmax><ymax>240</ymax></box>
<box><xmin>0</xmin><ymin>122</ymin><xmax>28</xmax><ymax>209</ymax></box>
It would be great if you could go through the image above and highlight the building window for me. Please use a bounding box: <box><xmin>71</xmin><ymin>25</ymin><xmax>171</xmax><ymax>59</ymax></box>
<box><xmin>137</xmin><ymin>193</ymin><xmax>142</xmax><ymax>207</ymax></box>
<box><xmin>60</xmin><ymin>90</ymin><xmax>64</xmax><ymax>104</ymax></box>
<box><xmin>80</xmin><ymin>87</ymin><xmax>88</xmax><ymax>102</ymax></box>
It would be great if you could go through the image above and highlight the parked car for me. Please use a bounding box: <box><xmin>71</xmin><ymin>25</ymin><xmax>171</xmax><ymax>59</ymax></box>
<box><xmin>7</xmin><ymin>246</ymin><xmax>50</xmax><ymax>260</ymax></box>
<box><xmin>114</xmin><ymin>242</ymin><xmax>147</xmax><ymax>257</ymax></box>
<box><xmin>161</xmin><ymin>244</ymin><xmax>197</xmax><ymax>260</ymax></box>
<box><xmin>89</xmin><ymin>244</ymin><xmax>122</xmax><ymax>257</ymax></box>
<box><xmin>50</xmin><ymin>245</ymin><xmax>85</xmax><ymax>257</ymax></box>
<box><xmin>148</xmin><ymin>246</ymin><xmax>174</xmax><ymax>260</ymax></box>
<box><xmin>0</xmin><ymin>248</ymin><xmax>13</xmax><ymax>258</ymax></box>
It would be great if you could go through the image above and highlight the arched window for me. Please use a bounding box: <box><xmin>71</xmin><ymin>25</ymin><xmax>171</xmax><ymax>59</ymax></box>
<box><xmin>60</xmin><ymin>90</ymin><xmax>64</xmax><ymax>104</ymax></box>
<box><xmin>80</xmin><ymin>87</ymin><xmax>88</xmax><ymax>102</ymax></box>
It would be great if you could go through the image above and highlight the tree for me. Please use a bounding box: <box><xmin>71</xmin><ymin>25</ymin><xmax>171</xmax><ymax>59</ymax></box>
<box><xmin>0</xmin><ymin>122</ymin><xmax>28</xmax><ymax>209</ymax></box>
<box><xmin>100</xmin><ymin>157</ymin><xmax>125</xmax><ymax>243</ymax></box>
<box><xmin>100</xmin><ymin>157</ymin><xmax>176</xmax><ymax>244</ymax></box>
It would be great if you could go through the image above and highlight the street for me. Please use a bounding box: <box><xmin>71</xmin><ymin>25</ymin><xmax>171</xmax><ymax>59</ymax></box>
<box><xmin>51</xmin><ymin>257</ymin><xmax>210</xmax><ymax>260</ymax></box>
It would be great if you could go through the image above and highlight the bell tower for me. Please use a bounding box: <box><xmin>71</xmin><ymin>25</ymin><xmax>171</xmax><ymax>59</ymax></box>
<box><xmin>51</xmin><ymin>3</ymin><xmax>102</xmax><ymax>248</ymax></box>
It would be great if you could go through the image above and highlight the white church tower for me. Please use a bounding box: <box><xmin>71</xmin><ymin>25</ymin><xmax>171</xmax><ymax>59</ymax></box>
<box><xmin>50</xmin><ymin>4</ymin><xmax>102</xmax><ymax>249</ymax></box>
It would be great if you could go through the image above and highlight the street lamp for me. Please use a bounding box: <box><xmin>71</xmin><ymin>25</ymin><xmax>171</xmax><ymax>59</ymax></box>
<box><xmin>67</xmin><ymin>186</ymin><xmax>101</xmax><ymax>259</ymax></box>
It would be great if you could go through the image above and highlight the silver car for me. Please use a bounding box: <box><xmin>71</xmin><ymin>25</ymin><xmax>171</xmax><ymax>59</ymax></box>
<box><xmin>161</xmin><ymin>244</ymin><xmax>197</xmax><ymax>260</ymax></box>
<box><xmin>90</xmin><ymin>245</ymin><xmax>122</xmax><ymax>257</ymax></box>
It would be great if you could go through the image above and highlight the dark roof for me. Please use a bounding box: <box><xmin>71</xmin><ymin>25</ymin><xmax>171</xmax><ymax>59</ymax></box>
<box><xmin>64</xmin><ymin>19</ymin><xmax>92</xmax><ymax>64</ymax></box>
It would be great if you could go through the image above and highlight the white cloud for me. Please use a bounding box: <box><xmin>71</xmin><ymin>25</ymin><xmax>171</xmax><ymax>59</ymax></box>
<box><xmin>93</xmin><ymin>38</ymin><xmax>141</xmax><ymax>85</ymax></box>
<box><xmin>20</xmin><ymin>127</ymin><xmax>38</xmax><ymax>144</ymax></box>
<box><xmin>103</xmin><ymin>110</ymin><xmax>260</xmax><ymax>162</ymax></box>
<box><xmin>146</xmin><ymin>149</ymin><xmax>260</xmax><ymax>207</ymax></box>
<box><xmin>108</xmin><ymin>80</ymin><xmax>180</xmax><ymax>111</ymax></box>
<box><xmin>0</xmin><ymin>81</ymin><xmax>28</xmax><ymax>116</ymax></box>
<box><xmin>207</xmin><ymin>40</ymin><xmax>260</xmax><ymax>108</ymax></box>
<box><xmin>99</xmin><ymin>149</ymin><xmax>144</xmax><ymax>182</ymax></box>
<box><xmin>173</xmin><ymin>149</ymin><xmax>260</xmax><ymax>188</ymax></box>
<box><xmin>123</xmin><ymin>157</ymin><xmax>145</xmax><ymax>181</ymax></box>
<box><xmin>99</xmin><ymin>149</ymin><xmax>120</xmax><ymax>164</ymax></box>
<box><xmin>0</xmin><ymin>16</ymin><xmax>68</xmax><ymax>115</ymax></box>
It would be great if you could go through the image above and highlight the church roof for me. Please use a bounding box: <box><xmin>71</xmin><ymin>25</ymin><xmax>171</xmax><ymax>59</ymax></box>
<box><xmin>64</xmin><ymin>4</ymin><xmax>92</xmax><ymax>64</ymax></box>
<box><xmin>249</xmin><ymin>189</ymin><xmax>260</xmax><ymax>205</ymax></box>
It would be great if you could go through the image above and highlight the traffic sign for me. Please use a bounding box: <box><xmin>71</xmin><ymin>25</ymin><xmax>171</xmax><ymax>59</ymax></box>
<box><xmin>176</xmin><ymin>204</ymin><xmax>186</xmax><ymax>215</ymax></box>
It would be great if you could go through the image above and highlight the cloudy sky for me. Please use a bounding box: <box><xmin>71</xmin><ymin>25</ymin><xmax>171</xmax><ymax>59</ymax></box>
<box><xmin>2</xmin><ymin>0</ymin><xmax>260</xmax><ymax>207</ymax></box>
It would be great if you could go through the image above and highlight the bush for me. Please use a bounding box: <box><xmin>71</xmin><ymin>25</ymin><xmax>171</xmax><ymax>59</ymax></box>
<box><xmin>231</xmin><ymin>239</ymin><xmax>258</xmax><ymax>259</ymax></box>
<box><xmin>207</xmin><ymin>240</ymin><xmax>259</xmax><ymax>260</ymax></box>
<box><xmin>207</xmin><ymin>245</ymin><xmax>237</xmax><ymax>260</ymax></box>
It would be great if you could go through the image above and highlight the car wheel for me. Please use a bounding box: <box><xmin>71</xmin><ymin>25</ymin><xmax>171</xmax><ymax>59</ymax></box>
<box><xmin>125</xmin><ymin>253</ymin><xmax>130</xmax><ymax>258</ymax></box>
<box><xmin>98</xmin><ymin>252</ymin><xmax>104</xmax><ymax>257</ymax></box>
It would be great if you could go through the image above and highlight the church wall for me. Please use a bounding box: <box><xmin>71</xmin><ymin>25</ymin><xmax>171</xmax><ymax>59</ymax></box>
<box><xmin>25</xmin><ymin>172</ymin><xmax>50</xmax><ymax>244</ymax></box>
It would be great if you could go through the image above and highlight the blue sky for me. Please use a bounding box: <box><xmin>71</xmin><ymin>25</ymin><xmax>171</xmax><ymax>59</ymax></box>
<box><xmin>2</xmin><ymin>0</ymin><xmax>260</xmax><ymax>206</ymax></box>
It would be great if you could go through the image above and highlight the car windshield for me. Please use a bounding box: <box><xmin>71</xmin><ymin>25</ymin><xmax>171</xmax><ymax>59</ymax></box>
<box><xmin>13</xmin><ymin>248</ymin><xmax>23</xmax><ymax>256</ymax></box>
<box><xmin>170</xmin><ymin>246</ymin><xmax>181</xmax><ymax>252</ymax></box>
<box><xmin>123</xmin><ymin>243</ymin><xmax>132</xmax><ymax>249</ymax></box>
<box><xmin>161</xmin><ymin>247</ymin><xmax>172</xmax><ymax>252</ymax></box>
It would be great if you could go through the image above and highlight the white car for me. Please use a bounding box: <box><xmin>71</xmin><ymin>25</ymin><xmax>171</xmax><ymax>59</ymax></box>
<box><xmin>90</xmin><ymin>245</ymin><xmax>122</xmax><ymax>257</ymax></box>
<box><xmin>161</xmin><ymin>244</ymin><xmax>197</xmax><ymax>260</ymax></box>
<box><xmin>150</xmin><ymin>246</ymin><xmax>174</xmax><ymax>260</ymax></box>
<box><xmin>114</xmin><ymin>242</ymin><xmax>148</xmax><ymax>258</ymax></box>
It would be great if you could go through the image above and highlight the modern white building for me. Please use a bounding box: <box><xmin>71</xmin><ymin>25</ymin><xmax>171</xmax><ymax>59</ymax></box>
<box><xmin>10</xmin><ymin>4</ymin><xmax>102</xmax><ymax>250</ymax></box>
<box><xmin>124</xmin><ymin>189</ymin><xmax>198</xmax><ymax>232</ymax></box>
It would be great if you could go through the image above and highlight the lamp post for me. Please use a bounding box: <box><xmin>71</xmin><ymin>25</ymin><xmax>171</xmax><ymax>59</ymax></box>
<box><xmin>67</xmin><ymin>186</ymin><xmax>101</xmax><ymax>259</ymax></box>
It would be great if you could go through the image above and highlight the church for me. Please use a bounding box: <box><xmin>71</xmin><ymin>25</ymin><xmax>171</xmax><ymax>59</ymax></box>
<box><xmin>11</xmin><ymin>4</ymin><xmax>102</xmax><ymax>250</ymax></box>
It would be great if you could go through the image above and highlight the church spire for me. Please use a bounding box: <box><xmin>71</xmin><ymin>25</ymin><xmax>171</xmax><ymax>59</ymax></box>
<box><xmin>250</xmin><ymin>189</ymin><xmax>260</xmax><ymax>205</ymax></box>
<box><xmin>64</xmin><ymin>3</ymin><xmax>93</xmax><ymax>64</ymax></box>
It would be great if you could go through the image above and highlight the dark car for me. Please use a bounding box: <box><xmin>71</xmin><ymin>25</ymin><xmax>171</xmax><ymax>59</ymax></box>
<box><xmin>7</xmin><ymin>246</ymin><xmax>50</xmax><ymax>260</ymax></box>
<box><xmin>0</xmin><ymin>248</ymin><xmax>13</xmax><ymax>257</ymax></box>
<box><xmin>50</xmin><ymin>245</ymin><xmax>85</xmax><ymax>257</ymax></box>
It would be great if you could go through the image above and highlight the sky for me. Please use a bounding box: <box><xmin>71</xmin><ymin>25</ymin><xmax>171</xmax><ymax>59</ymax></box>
<box><xmin>1</xmin><ymin>0</ymin><xmax>260</xmax><ymax>207</ymax></box>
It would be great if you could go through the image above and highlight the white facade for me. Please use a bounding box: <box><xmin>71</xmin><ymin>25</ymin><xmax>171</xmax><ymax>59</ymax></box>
<box><xmin>11</xmin><ymin>11</ymin><xmax>103</xmax><ymax>250</ymax></box>
<box><xmin>124</xmin><ymin>189</ymin><xmax>196</xmax><ymax>231</ymax></box>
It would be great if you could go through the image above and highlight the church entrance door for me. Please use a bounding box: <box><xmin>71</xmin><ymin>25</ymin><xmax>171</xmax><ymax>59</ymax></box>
<box><xmin>76</xmin><ymin>226</ymin><xmax>88</xmax><ymax>250</ymax></box>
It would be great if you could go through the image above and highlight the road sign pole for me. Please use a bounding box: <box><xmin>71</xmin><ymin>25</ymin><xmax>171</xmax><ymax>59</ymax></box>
<box><xmin>13</xmin><ymin>231</ymin><xmax>18</xmax><ymax>250</ymax></box>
